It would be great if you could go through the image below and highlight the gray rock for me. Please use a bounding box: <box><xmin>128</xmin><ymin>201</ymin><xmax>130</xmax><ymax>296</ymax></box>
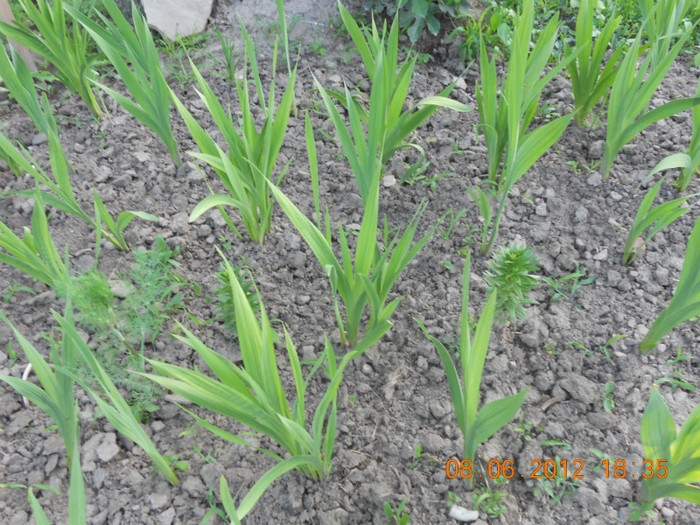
<box><xmin>586</xmin><ymin>171</ymin><xmax>603</xmax><ymax>186</ymax></box>
<box><xmin>588</xmin><ymin>140</ymin><xmax>605</xmax><ymax>158</ymax></box>
<box><xmin>559</xmin><ymin>375</ymin><xmax>598</xmax><ymax>405</ymax></box>
<box><xmin>535</xmin><ymin>203</ymin><xmax>547</xmax><ymax>216</ymax></box>
<box><xmin>96</xmin><ymin>433</ymin><xmax>120</xmax><ymax>463</ymax></box>
<box><xmin>200</xmin><ymin>462</ymin><xmax>225</xmax><ymax>487</ymax></box>
<box><xmin>149</xmin><ymin>492</ymin><xmax>170</xmax><ymax>509</ymax></box>
<box><xmin>32</xmin><ymin>133</ymin><xmax>48</xmax><ymax>145</ymax></box>
<box><xmin>448</xmin><ymin>505</ymin><xmax>480</xmax><ymax>522</ymax></box>
<box><xmin>93</xmin><ymin>468</ymin><xmax>106</xmax><ymax>489</ymax></box>
<box><xmin>158</xmin><ymin>508</ymin><xmax>176</xmax><ymax>525</ymax></box>
<box><xmin>518</xmin><ymin>317</ymin><xmax>549</xmax><ymax>349</ymax></box>
<box><xmin>182</xmin><ymin>475</ymin><xmax>206</xmax><ymax>497</ymax></box>
<box><xmin>287</xmin><ymin>250</ymin><xmax>307</xmax><ymax>269</ymax></box>
<box><xmin>575</xmin><ymin>206</ymin><xmax>588</xmax><ymax>221</ymax></box>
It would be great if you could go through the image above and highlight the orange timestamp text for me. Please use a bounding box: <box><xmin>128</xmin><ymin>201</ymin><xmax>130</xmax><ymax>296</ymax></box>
<box><xmin>445</xmin><ymin>458</ymin><xmax>669</xmax><ymax>480</ymax></box>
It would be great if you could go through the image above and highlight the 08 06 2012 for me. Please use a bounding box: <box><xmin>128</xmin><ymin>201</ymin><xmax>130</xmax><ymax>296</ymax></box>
<box><xmin>445</xmin><ymin>458</ymin><xmax>669</xmax><ymax>480</ymax></box>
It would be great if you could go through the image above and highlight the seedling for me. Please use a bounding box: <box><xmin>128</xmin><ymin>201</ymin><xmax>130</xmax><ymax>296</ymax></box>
<box><xmin>514</xmin><ymin>414</ymin><xmax>542</xmax><ymax>441</ymax></box>
<box><xmin>542</xmin><ymin>261</ymin><xmax>597</xmax><ymax>302</ymax></box>
<box><xmin>590</xmin><ymin>448</ymin><xmax>614</xmax><ymax>474</ymax></box>
<box><xmin>534</xmin><ymin>455</ymin><xmax>580</xmax><ymax>504</ymax></box>
<box><xmin>439</xmin><ymin>208</ymin><xmax>467</xmax><ymax>241</ymax></box>
<box><xmin>446</xmin><ymin>491</ymin><xmax>462</xmax><ymax>507</ymax></box>
<box><xmin>641</xmin><ymin>216</ymin><xmax>700</xmax><ymax>351</ymax></box>
<box><xmin>383</xmin><ymin>499</ymin><xmax>410</xmax><ymax>525</ymax></box>
<box><xmin>411</xmin><ymin>444</ymin><xmax>423</xmax><ymax>470</ymax></box>
<box><xmin>539</xmin><ymin>439</ymin><xmax>571</xmax><ymax>451</ymax></box>
<box><xmin>309</xmin><ymin>39</ymin><xmax>326</xmax><ymax>56</ymax></box>
<box><xmin>473</xmin><ymin>476</ymin><xmax>511</xmax><ymax>519</ymax></box>
<box><xmin>417</xmin><ymin>255</ymin><xmax>529</xmax><ymax>465</ymax></box>
<box><xmin>544</xmin><ymin>342</ymin><xmax>557</xmax><ymax>356</ymax></box>
<box><xmin>602</xmin><ymin>381</ymin><xmax>615</xmax><ymax>412</ymax></box>
<box><xmin>636</xmin><ymin>386</ymin><xmax>700</xmax><ymax>517</ymax></box>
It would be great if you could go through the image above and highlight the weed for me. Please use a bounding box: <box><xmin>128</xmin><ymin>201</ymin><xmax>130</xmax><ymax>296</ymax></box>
<box><xmin>473</xmin><ymin>476</ymin><xmax>511</xmax><ymax>518</ymax></box>
<box><xmin>534</xmin><ymin>455</ymin><xmax>580</xmax><ymax>504</ymax></box>
<box><xmin>213</xmin><ymin>258</ymin><xmax>259</xmax><ymax>338</ymax></box>
<box><xmin>213</xmin><ymin>29</ymin><xmax>238</xmax><ymax>82</ymax></box>
<box><xmin>484</xmin><ymin>243</ymin><xmax>541</xmax><ymax>325</ymax></box>
<box><xmin>544</xmin><ymin>342</ymin><xmax>557</xmax><ymax>356</ymax></box>
<box><xmin>514</xmin><ymin>414</ymin><xmax>542</xmax><ymax>441</ymax></box>
<box><xmin>439</xmin><ymin>208</ymin><xmax>467</xmax><ymax>241</ymax></box>
<box><xmin>447</xmin><ymin>491</ymin><xmax>462</xmax><ymax>507</ymax></box>
<box><xmin>58</xmin><ymin>236</ymin><xmax>183</xmax><ymax>420</ymax></box>
<box><xmin>590</xmin><ymin>448</ymin><xmax>615</xmax><ymax>474</ymax></box>
<box><xmin>542</xmin><ymin>261</ymin><xmax>597</xmax><ymax>302</ymax></box>
<box><xmin>3</xmin><ymin>282</ymin><xmax>36</xmax><ymax>304</ymax></box>
<box><xmin>383</xmin><ymin>498</ymin><xmax>410</xmax><ymax>525</ymax></box>
<box><xmin>602</xmin><ymin>381</ymin><xmax>615</xmax><ymax>412</ymax></box>
<box><xmin>309</xmin><ymin>39</ymin><xmax>326</xmax><ymax>56</ymax></box>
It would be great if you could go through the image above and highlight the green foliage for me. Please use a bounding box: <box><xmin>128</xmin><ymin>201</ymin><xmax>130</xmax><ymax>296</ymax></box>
<box><xmin>173</xmin><ymin>21</ymin><xmax>296</xmax><ymax>243</ymax></box>
<box><xmin>472</xmin><ymin>0</ymin><xmax>576</xmax><ymax>253</ymax></box>
<box><xmin>623</xmin><ymin>163</ymin><xmax>695</xmax><ymax>265</ymax></box>
<box><xmin>143</xmin><ymin>249</ymin><xmax>378</xmax><ymax>488</ymax></box>
<box><xmin>331</xmin><ymin>1</ymin><xmax>470</xmax><ymax>206</ymax></box>
<box><xmin>635</xmin><ymin>386</ymin><xmax>700</xmax><ymax>518</ymax></box>
<box><xmin>363</xmin><ymin>0</ymin><xmax>469</xmax><ymax>42</ymax></box>
<box><xmin>0</xmin><ymin>0</ymin><xmax>102</xmax><ymax>117</ymax></box>
<box><xmin>677</xmin><ymin>61</ymin><xmax>700</xmax><ymax>191</ymax></box>
<box><xmin>0</xmin><ymin>308</ymin><xmax>86</xmax><ymax>524</ymax></box>
<box><xmin>416</xmin><ymin>254</ymin><xmax>529</xmax><ymax>464</ymax></box>
<box><xmin>533</xmin><ymin>455</ymin><xmax>580</xmax><ymax>504</ymax></box>
<box><xmin>484</xmin><ymin>243</ymin><xmax>540</xmax><ymax>325</ymax></box>
<box><xmin>0</xmin><ymin>128</ymin><xmax>158</xmax><ymax>251</ymax></box>
<box><xmin>270</xmin><ymin>114</ymin><xmax>438</xmax><ymax>349</ymax></box>
<box><xmin>565</xmin><ymin>0</ymin><xmax>625</xmax><ymax>127</ymax></box>
<box><xmin>0</xmin><ymin>197</ymin><xmax>69</xmax><ymax>289</ymax></box>
<box><xmin>601</xmin><ymin>19</ymin><xmax>699</xmax><ymax>178</ymax></box>
<box><xmin>473</xmin><ymin>477</ymin><xmax>511</xmax><ymax>518</ymax></box>
<box><xmin>542</xmin><ymin>260</ymin><xmax>597</xmax><ymax>302</ymax></box>
<box><xmin>638</xmin><ymin>0</ymin><xmax>693</xmax><ymax>70</ymax></box>
<box><xmin>57</xmin><ymin>236</ymin><xmax>183</xmax><ymax>419</ymax></box>
<box><xmin>383</xmin><ymin>498</ymin><xmax>411</xmax><ymax>525</ymax></box>
<box><xmin>65</xmin><ymin>0</ymin><xmax>181</xmax><ymax>165</ymax></box>
<box><xmin>213</xmin><ymin>259</ymin><xmax>259</xmax><ymax>337</ymax></box>
<box><xmin>0</xmin><ymin>43</ymin><xmax>54</xmax><ymax>134</ymax></box>
<box><xmin>641</xmin><ymin>216</ymin><xmax>700</xmax><ymax>351</ymax></box>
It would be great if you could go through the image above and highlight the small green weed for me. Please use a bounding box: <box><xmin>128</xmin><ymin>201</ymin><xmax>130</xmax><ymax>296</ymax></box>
<box><xmin>473</xmin><ymin>476</ymin><xmax>511</xmax><ymax>518</ymax></box>
<box><xmin>533</xmin><ymin>455</ymin><xmax>580</xmax><ymax>504</ymax></box>
<box><xmin>602</xmin><ymin>381</ymin><xmax>615</xmax><ymax>412</ymax></box>
<box><xmin>542</xmin><ymin>261</ymin><xmax>597</xmax><ymax>302</ymax></box>
<box><xmin>383</xmin><ymin>498</ymin><xmax>410</xmax><ymax>525</ymax></box>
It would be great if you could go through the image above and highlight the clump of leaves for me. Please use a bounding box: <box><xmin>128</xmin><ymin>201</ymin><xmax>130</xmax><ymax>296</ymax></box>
<box><xmin>57</xmin><ymin>236</ymin><xmax>184</xmax><ymax>420</ymax></box>
<box><xmin>484</xmin><ymin>243</ymin><xmax>540</xmax><ymax>324</ymax></box>
<box><xmin>213</xmin><ymin>259</ymin><xmax>259</xmax><ymax>337</ymax></box>
<box><xmin>363</xmin><ymin>0</ymin><xmax>469</xmax><ymax>42</ymax></box>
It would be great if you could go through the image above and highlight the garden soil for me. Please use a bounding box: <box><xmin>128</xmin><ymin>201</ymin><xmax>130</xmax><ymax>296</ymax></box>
<box><xmin>1</xmin><ymin>0</ymin><xmax>700</xmax><ymax>524</ymax></box>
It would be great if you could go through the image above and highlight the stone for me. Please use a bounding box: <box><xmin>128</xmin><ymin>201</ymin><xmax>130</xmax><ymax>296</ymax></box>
<box><xmin>559</xmin><ymin>374</ymin><xmax>598</xmax><ymax>405</ymax></box>
<box><xmin>586</xmin><ymin>171</ymin><xmax>603</xmax><ymax>186</ymax></box>
<box><xmin>448</xmin><ymin>505</ymin><xmax>480</xmax><ymax>522</ymax></box>
<box><xmin>96</xmin><ymin>432</ymin><xmax>120</xmax><ymax>463</ymax></box>
<box><xmin>142</xmin><ymin>0</ymin><xmax>214</xmax><ymax>40</ymax></box>
<box><xmin>31</xmin><ymin>133</ymin><xmax>48</xmax><ymax>145</ymax></box>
